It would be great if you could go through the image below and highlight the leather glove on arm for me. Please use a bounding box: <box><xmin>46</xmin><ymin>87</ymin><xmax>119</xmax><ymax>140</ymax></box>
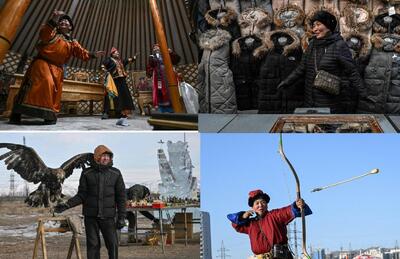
<box><xmin>116</xmin><ymin>218</ymin><xmax>126</xmax><ymax>230</ymax></box>
<box><xmin>54</xmin><ymin>202</ymin><xmax>70</xmax><ymax>213</ymax></box>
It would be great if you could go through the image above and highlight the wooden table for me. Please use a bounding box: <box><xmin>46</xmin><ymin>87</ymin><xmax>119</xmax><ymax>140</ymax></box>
<box><xmin>3</xmin><ymin>73</ymin><xmax>104</xmax><ymax>117</ymax></box>
<box><xmin>126</xmin><ymin>205</ymin><xmax>199</xmax><ymax>254</ymax></box>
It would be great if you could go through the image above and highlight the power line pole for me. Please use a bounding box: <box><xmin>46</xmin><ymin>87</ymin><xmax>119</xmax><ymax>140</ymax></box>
<box><xmin>217</xmin><ymin>240</ymin><xmax>231</xmax><ymax>259</ymax></box>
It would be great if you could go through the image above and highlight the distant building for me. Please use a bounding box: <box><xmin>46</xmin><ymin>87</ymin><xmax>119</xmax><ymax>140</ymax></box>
<box><xmin>201</xmin><ymin>211</ymin><xmax>212</xmax><ymax>259</ymax></box>
<box><xmin>383</xmin><ymin>249</ymin><xmax>400</xmax><ymax>259</ymax></box>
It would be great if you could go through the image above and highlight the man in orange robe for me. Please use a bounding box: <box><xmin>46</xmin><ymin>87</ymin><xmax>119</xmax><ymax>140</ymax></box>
<box><xmin>10</xmin><ymin>10</ymin><xmax>105</xmax><ymax>125</ymax></box>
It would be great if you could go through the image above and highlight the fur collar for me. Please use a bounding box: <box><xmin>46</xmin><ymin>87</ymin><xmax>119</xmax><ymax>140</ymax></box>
<box><xmin>262</xmin><ymin>29</ymin><xmax>301</xmax><ymax>56</ymax></box>
<box><xmin>373</xmin><ymin>7</ymin><xmax>400</xmax><ymax>34</ymax></box>
<box><xmin>199</xmin><ymin>29</ymin><xmax>232</xmax><ymax>50</ymax></box>
<box><xmin>342</xmin><ymin>31</ymin><xmax>371</xmax><ymax>58</ymax></box>
<box><xmin>205</xmin><ymin>7</ymin><xmax>237</xmax><ymax>27</ymax></box>
<box><xmin>341</xmin><ymin>4</ymin><xmax>373</xmax><ymax>32</ymax></box>
<box><xmin>232</xmin><ymin>35</ymin><xmax>267</xmax><ymax>59</ymax></box>
<box><xmin>274</xmin><ymin>4</ymin><xmax>305</xmax><ymax>29</ymax></box>
<box><xmin>370</xmin><ymin>33</ymin><xmax>400</xmax><ymax>53</ymax></box>
<box><xmin>238</xmin><ymin>7</ymin><xmax>272</xmax><ymax>37</ymax></box>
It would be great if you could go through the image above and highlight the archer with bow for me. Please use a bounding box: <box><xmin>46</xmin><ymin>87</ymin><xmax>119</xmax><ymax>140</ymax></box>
<box><xmin>227</xmin><ymin>135</ymin><xmax>312</xmax><ymax>259</ymax></box>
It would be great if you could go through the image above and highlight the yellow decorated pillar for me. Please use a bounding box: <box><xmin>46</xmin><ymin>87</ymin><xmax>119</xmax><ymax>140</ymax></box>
<box><xmin>149</xmin><ymin>0</ymin><xmax>185</xmax><ymax>113</ymax></box>
<box><xmin>0</xmin><ymin>0</ymin><xmax>31</xmax><ymax>64</ymax></box>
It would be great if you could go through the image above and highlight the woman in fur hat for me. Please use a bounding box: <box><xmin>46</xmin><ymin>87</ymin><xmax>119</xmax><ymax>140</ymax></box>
<box><xmin>10</xmin><ymin>10</ymin><xmax>105</xmax><ymax>125</ymax></box>
<box><xmin>227</xmin><ymin>189</ymin><xmax>312</xmax><ymax>258</ymax></box>
<box><xmin>277</xmin><ymin>9</ymin><xmax>362</xmax><ymax>114</ymax></box>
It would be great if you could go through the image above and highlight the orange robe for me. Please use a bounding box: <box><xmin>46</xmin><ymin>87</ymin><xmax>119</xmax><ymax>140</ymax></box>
<box><xmin>13</xmin><ymin>23</ymin><xmax>91</xmax><ymax>120</ymax></box>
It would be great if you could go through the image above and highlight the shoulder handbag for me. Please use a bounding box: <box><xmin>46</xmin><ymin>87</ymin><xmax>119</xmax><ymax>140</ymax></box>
<box><xmin>313</xmin><ymin>49</ymin><xmax>341</xmax><ymax>96</ymax></box>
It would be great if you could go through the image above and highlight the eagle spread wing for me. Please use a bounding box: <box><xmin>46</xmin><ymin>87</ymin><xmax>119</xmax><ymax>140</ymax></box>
<box><xmin>0</xmin><ymin>143</ymin><xmax>49</xmax><ymax>184</ymax></box>
<box><xmin>61</xmin><ymin>152</ymin><xmax>94</xmax><ymax>179</ymax></box>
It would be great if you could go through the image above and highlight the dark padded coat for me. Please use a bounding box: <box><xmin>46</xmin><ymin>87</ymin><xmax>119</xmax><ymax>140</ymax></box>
<box><xmin>358</xmin><ymin>33</ymin><xmax>400</xmax><ymax>114</ymax></box>
<box><xmin>68</xmin><ymin>163</ymin><xmax>126</xmax><ymax>220</ymax></box>
<box><xmin>283</xmin><ymin>32</ymin><xmax>362</xmax><ymax>113</ymax></box>
<box><xmin>256</xmin><ymin>29</ymin><xmax>304</xmax><ymax>113</ymax></box>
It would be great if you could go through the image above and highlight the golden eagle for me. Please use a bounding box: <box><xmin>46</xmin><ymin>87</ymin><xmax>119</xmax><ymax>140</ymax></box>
<box><xmin>0</xmin><ymin>143</ymin><xmax>94</xmax><ymax>207</ymax></box>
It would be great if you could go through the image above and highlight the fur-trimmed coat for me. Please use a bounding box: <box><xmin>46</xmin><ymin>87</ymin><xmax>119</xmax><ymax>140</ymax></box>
<box><xmin>274</xmin><ymin>4</ymin><xmax>305</xmax><ymax>38</ymax></box>
<box><xmin>358</xmin><ymin>33</ymin><xmax>400</xmax><ymax>114</ymax></box>
<box><xmin>256</xmin><ymin>29</ymin><xmax>304</xmax><ymax>113</ymax></box>
<box><xmin>231</xmin><ymin>35</ymin><xmax>265</xmax><ymax>110</ymax></box>
<box><xmin>238</xmin><ymin>0</ymin><xmax>273</xmax><ymax>15</ymax></box>
<box><xmin>282</xmin><ymin>32</ymin><xmax>362</xmax><ymax>113</ymax></box>
<box><xmin>204</xmin><ymin>7</ymin><xmax>241</xmax><ymax>40</ymax></box>
<box><xmin>198</xmin><ymin>29</ymin><xmax>237</xmax><ymax>113</ymax></box>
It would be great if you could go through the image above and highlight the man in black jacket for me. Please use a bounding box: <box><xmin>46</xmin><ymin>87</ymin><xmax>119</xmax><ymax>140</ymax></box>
<box><xmin>55</xmin><ymin>145</ymin><xmax>126</xmax><ymax>259</ymax></box>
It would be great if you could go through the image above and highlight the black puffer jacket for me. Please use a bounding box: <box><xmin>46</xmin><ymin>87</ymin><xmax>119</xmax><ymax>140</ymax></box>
<box><xmin>68</xmin><ymin>164</ymin><xmax>126</xmax><ymax>219</ymax></box>
<box><xmin>358</xmin><ymin>33</ymin><xmax>400</xmax><ymax>114</ymax></box>
<box><xmin>283</xmin><ymin>32</ymin><xmax>362</xmax><ymax>113</ymax></box>
<box><xmin>231</xmin><ymin>35</ymin><xmax>265</xmax><ymax>110</ymax></box>
<box><xmin>257</xmin><ymin>29</ymin><xmax>304</xmax><ymax>113</ymax></box>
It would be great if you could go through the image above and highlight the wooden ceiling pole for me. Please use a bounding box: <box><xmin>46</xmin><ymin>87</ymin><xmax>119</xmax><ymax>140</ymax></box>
<box><xmin>149</xmin><ymin>0</ymin><xmax>185</xmax><ymax>113</ymax></box>
<box><xmin>0</xmin><ymin>0</ymin><xmax>31</xmax><ymax>64</ymax></box>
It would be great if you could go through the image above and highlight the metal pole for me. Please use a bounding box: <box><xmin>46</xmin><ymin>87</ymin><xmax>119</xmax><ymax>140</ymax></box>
<box><xmin>148</xmin><ymin>0</ymin><xmax>185</xmax><ymax>113</ymax></box>
<box><xmin>0</xmin><ymin>0</ymin><xmax>31</xmax><ymax>64</ymax></box>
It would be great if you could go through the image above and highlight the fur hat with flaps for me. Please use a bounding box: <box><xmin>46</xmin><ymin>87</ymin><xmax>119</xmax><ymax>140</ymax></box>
<box><xmin>199</xmin><ymin>29</ymin><xmax>232</xmax><ymax>51</ymax></box>
<box><xmin>231</xmin><ymin>35</ymin><xmax>267</xmax><ymax>59</ymax></box>
<box><xmin>274</xmin><ymin>4</ymin><xmax>305</xmax><ymax>29</ymax></box>
<box><xmin>58</xmin><ymin>14</ymin><xmax>74</xmax><ymax>31</ymax></box>
<box><xmin>305</xmin><ymin>7</ymin><xmax>340</xmax><ymax>33</ymax></box>
<box><xmin>238</xmin><ymin>8</ymin><xmax>272</xmax><ymax>38</ymax></box>
<box><xmin>205</xmin><ymin>7</ymin><xmax>237</xmax><ymax>28</ymax></box>
<box><xmin>94</xmin><ymin>145</ymin><xmax>113</xmax><ymax>163</ymax></box>
<box><xmin>370</xmin><ymin>33</ymin><xmax>400</xmax><ymax>53</ymax></box>
<box><xmin>372</xmin><ymin>7</ymin><xmax>400</xmax><ymax>34</ymax></box>
<box><xmin>248</xmin><ymin>189</ymin><xmax>270</xmax><ymax>207</ymax></box>
<box><xmin>340</xmin><ymin>4</ymin><xmax>373</xmax><ymax>33</ymax></box>
<box><xmin>342</xmin><ymin>32</ymin><xmax>371</xmax><ymax>58</ymax></box>
<box><xmin>262</xmin><ymin>29</ymin><xmax>301</xmax><ymax>56</ymax></box>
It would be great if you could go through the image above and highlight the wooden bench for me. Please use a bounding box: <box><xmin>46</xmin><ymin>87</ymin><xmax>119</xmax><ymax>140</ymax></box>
<box><xmin>3</xmin><ymin>73</ymin><xmax>104</xmax><ymax>117</ymax></box>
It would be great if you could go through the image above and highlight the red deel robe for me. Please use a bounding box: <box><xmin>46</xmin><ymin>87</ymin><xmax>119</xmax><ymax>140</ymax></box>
<box><xmin>232</xmin><ymin>205</ymin><xmax>294</xmax><ymax>255</ymax></box>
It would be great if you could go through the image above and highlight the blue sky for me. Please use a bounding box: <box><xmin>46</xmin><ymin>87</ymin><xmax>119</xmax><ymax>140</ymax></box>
<box><xmin>0</xmin><ymin>132</ymin><xmax>199</xmax><ymax>193</ymax></box>
<box><xmin>201</xmin><ymin>134</ymin><xmax>400</xmax><ymax>258</ymax></box>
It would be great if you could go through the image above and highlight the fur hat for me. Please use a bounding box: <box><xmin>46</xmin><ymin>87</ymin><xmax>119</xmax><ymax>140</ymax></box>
<box><xmin>110</xmin><ymin>47</ymin><xmax>119</xmax><ymax>55</ymax></box>
<box><xmin>248</xmin><ymin>189</ymin><xmax>270</xmax><ymax>207</ymax></box>
<box><xmin>310</xmin><ymin>10</ymin><xmax>337</xmax><ymax>32</ymax></box>
<box><xmin>58</xmin><ymin>14</ymin><xmax>74</xmax><ymax>31</ymax></box>
<box><xmin>305</xmin><ymin>7</ymin><xmax>340</xmax><ymax>33</ymax></box>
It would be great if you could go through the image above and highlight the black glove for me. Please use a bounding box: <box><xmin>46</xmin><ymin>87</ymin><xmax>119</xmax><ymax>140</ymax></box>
<box><xmin>277</xmin><ymin>81</ymin><xmax>288</xmax><ymax>90</ymax></box>
<box><xmin>54</xmin><ymin>202</ymin><xmax>69</xmax><ymax>213</ymax></box>
<box><xmin>116</xmin><ymin>218</ymin><xmax>125</xmax><ymax>230</ymax></box>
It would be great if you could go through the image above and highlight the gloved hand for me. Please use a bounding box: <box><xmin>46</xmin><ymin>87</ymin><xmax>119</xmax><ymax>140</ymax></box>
<box><xmin>277</xmin><ymin>81</ymin><xmax>289</xmax><ymax>90</ymax></box>
<box><xmin>54</xmin><ymin>202</ymin><xmax>69</xmax><ymax>213</ymax></box>
<box><xmin>116</xmin><ymin>218</ymin><xmax>125</xmax><ymax>230</ymax></box>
